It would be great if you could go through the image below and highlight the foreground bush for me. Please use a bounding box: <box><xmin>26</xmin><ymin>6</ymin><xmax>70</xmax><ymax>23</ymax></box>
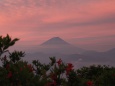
<box><xmin>0</xmin><ymin>35</ymin><xmax>115</xmax><ymax>86</ymax></box>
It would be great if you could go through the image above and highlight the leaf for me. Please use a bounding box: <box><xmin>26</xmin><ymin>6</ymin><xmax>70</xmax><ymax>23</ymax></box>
<box><xmin>12</xmin><ymin>38</ymin><xmax>19</xmax><ymax>42</ymax></box>
<box><xmin>9</xmin><ymin>38</ymin><xmax>19</xmax><ymax>46</ymax></box>
<box><xmin>9</xmin><ymin>42</ymin><xmax>15</xmax><ymax>46</ymax></box>
<box><xmin>3</xmin><ymin>45</ymin><xmax>9</xmax><ymax>50</ymax></box>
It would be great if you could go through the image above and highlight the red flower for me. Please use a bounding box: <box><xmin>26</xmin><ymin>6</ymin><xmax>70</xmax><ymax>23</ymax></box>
<box><xmin>86</xmin><ymin>80</ymin><xmax>93</xmax><ymax>86</ymax></box>
<box><xmin>20</xmin><ymin>68</ymin><xmax>23</xmax><ymax>71</ymax></box>
<box><xmin>57</xmin><ymin>59</ymin><xmax>62</xmax><ymax>66</ymax></box>
<box><xmin>45</xmin><ymin>81</ymin><xmax>57</xmax><ymax>86</ymax></box>
<box><xmin>50</xmin><ymin>73</ymin><xmax>57</xmax><ymax>80</ymax></box>
<box><xmin>7</xmin><ymin>71</ymin><xmax>12</xmax><ymax>78</ymax></box>
<box><xmin>27</xmin><ymin>64</ymin><xmax>33</xmax><ymax>72</ymax></box>
<box><xmin>66</xmin><ymin>63</ymin><xmax>74</xmax><ymax>75</ymax></box>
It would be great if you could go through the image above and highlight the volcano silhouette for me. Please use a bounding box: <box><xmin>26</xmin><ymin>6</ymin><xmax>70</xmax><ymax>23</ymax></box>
<box><xmin>41</xmin><ymin>37</ymin><xmax>70</xmax><ymax>45</ymax></box>
<box><xmin>38</xmin><ymin>37</ymin><xmax>85</xmax><ymax>54</ymax></box>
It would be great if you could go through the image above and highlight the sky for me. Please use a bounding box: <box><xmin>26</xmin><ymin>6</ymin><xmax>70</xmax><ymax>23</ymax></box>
<box><xmin>0</xmin><ymin>0</ymin><xmax>115</xmax><ymax>51</ymax></box>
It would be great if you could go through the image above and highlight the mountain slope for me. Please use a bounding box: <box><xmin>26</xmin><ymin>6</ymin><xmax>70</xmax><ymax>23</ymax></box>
<box><xmin>38</xmin><ymin>37</ymin><xmax>85</xmax><ymax>54</ymax></box>
<box><xmin>41</xmin><ymin>37</ymin><xmax>70</xmax><ymax>45</ymax></box>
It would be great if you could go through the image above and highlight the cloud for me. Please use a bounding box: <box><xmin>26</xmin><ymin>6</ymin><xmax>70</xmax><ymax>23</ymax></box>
<box><xmin>0</xmin><ymin>0</ymin><xmax>115</xmax><ymax>51</ymax></box>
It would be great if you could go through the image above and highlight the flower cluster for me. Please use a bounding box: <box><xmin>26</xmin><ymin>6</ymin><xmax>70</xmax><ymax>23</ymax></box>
<box><xmin>66</xmin><ymin>63</ymin><xmax>74</xmax><ymax>75</ymax></box>
<box><xmin>86</xmin><ymin>80</ymin><xmax>93</xmax><ymax>86</ymax></box>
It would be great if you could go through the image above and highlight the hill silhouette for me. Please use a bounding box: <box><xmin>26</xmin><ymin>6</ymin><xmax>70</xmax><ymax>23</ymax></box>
<box><xmin>38</xmin><ymin>37</ymin><xmax>85</xmax><ymax>54</ymax></box>
<box><xmin>24</xmin><ymin>37</ymin><xmax>115</xmax><ymax>68</ymax></box>
<box><xmin>41</xmin><ymin>37</ymin><xmax>70</xmax><ymax>45</ymax></box>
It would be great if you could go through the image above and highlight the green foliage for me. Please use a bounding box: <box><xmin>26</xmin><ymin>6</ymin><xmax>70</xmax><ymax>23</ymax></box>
<box><xmin>0</xmin><ymin>34</ymin><xmax>19</xmax><ymax>56</ymax></box>
<box><xmin>9</xmin><ymin>51</ymin><xmax>25</xmax><ymax>63</ymax></box>
<box><xmin>0</xmin><ymin>34</ymin><xmax>115</xmax><ymax>86</ymax></box>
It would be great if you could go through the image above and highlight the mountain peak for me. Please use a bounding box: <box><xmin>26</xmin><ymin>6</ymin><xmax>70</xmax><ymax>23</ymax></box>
<box><xmin>50</xmin><ymin>37</ymin><xmax>62</xmax><ymax>40</ymax></box>
<box><xmin>41</xmin><ymin>37</ymin><xmax>70</xmax><ymax>45</ymax></box>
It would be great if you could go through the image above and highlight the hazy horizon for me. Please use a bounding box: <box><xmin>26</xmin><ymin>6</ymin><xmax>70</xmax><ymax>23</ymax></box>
<box><xmin>0</xmin><ymin>0</ymin><xmax>115</xmax><ymax>52</ymax></box>
<box><xmin>9</xmin><ymin>36</ymin><xmax>115</xmax><ymax>53</ymax></box>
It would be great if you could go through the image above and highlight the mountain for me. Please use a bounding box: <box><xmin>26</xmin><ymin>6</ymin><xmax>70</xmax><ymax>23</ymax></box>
<box><xmin>24</xmin><ymin>37</ymin><xmax>115</xmax><ymax>68</ymax></box>
<box><xmin>81</xmin><ymin>48</ymin><xmax>115</xmax><ymax>63</ymax></box>
<box><xmin>105</xmin><ymin>48</ymin><xmax>115</xmax><ymax>54</ymax></box>
<box><xmin>38</xmin><ymin>37</ymin><xmax>85</xmax><ymax>54</ymax></box>
<box><xmin>24</xmin><ymin>47</ymin><xmax>115</xmax><ymax>68</ymax></box>
<box><xmin>64</xmin><ymin>48</ymin><xmax>115</xmax><ymax>68</ymax></box>
<box><xmin>41</xmin><ymin>37</ymin><xmax>70</xmax><ymax>45</ymax></box>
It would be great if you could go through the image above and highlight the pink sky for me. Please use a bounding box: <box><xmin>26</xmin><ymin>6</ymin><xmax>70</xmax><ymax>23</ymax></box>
<box><xmin>0</xmin><ymin>0</ymin><xmax>115</xmax><ymax>51</ymax></box>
